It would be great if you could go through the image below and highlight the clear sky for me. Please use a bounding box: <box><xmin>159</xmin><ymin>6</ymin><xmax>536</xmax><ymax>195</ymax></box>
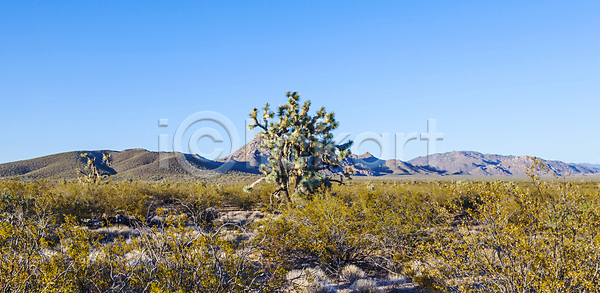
<box><xmin>1</xmin><ymin>1</ymin><xmax>599</xmax><ymax>164</ymax></box>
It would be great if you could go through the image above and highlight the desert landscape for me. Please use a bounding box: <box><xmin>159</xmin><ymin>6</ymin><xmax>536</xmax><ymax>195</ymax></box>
<box><xmin>2</xmin><ymin>1</ymin><xmax>599</xmax><ymax>292</ymax></box>
<box><xmin>1</xmin><ymin>97</ymin><xmax>600</xmax><ymax>292</ymax></box>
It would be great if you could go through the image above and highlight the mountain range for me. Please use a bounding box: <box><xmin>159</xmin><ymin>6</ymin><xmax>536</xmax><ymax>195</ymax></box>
<box><xmin>216</xmin><ymin>134</ymin><xmax>599</xmax><ymax>177</ymax></box>
<box><xmin>1</xmin><ymin>134</ymin><xmax>598</xmax><ymax>180</ymax></box>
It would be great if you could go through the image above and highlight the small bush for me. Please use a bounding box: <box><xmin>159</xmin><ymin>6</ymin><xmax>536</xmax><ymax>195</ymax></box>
<box><xmin>286</xmin><ymin>267</ymin><xmax>334</xmax><ymax>293</ymax></box>
<box><xmin>255</xmin><ymin>194</ymin><xmax>376</xmax><ymax>269</ymax></box>
<box><xmin>340</xmin><ymin>264</ymin><xmax>366</xmax><ymax>284</ymax></box>
<box><xmin>386</xmin><ymin>273</ymin><xmax>408</xmax><ymax>288</ymax></box>
<box><xmin>352</xmin><ymin>278</ymin><xmax>378</xmax><ymax>293</ymax></box>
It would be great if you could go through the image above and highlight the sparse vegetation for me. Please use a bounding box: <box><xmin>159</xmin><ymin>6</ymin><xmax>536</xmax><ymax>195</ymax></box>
<box><xmin>1</xmin><ymin>158</ymin><xmax>600</xmax><ymax>291</ymax></box>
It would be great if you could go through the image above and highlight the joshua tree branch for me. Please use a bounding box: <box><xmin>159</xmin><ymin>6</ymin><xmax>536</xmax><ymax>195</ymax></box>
<box><xmin>247</xmin><ymin>177</ymin><xmax>265</xmax><ymax>190</ymax></box>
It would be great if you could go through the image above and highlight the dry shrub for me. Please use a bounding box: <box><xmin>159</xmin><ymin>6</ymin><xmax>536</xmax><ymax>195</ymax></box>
<box><xmin>286</xmin><ymin>267</ymin><xmax>335</xmax><ymax>293</ymax></box>
<box><xmin>2</xmin><ymin>168</ymin><xmax>600</xmax><ymax>292</ymax></box>
<box><xmin>340</xmin><ymin>264</ymin><xmax>366</xmax><ymax>284</ymax></box>
<box><xmin>417</xmin><ymin>160</ymin><xmax>600</xmax><ymax>291</ymax></box>
<box><xmin>352</xmin><ymin>278</ymin><xmax>378</xmax><ymax>293</ymax></box>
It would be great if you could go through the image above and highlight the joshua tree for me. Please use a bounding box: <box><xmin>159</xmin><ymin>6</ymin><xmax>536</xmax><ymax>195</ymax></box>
<box><xmin>78</xmin><ymin>153</ymin><xmax>112</xmax><ymax>184</ymax></box>
<box><xmin>245</xmin><ymin>91</ymin><xmax>354</xmax><ymax>203</ymax></box>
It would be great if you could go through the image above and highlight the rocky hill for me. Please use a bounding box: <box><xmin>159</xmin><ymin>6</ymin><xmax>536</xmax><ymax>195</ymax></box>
<box><xmin>408</xmin><ymin>151</ymin><xmax>599</xmax><ymax>176</ymax></box>
<box><xmin>1</xmin><ymin>142</ymin><xmax>598</xmax><ymax>181</ymax></box>
<box><xmin>217</xmin><ymin>133</ymin><xmax>269</xmax><ymax>173</ymax></box>
<box><xmin>0</xmin><ymin>149</ymin><xmax>228</xmax><ymax>181</ymax></box>
<box><xmin>217</xmin><ymin>133</ymin><xmax>442</xmax><ymax>176</ymax></box>
<box><xmin>346</xmin><ymin>152</ymin><xmax>443</xmax><ymax>176</ymax></box>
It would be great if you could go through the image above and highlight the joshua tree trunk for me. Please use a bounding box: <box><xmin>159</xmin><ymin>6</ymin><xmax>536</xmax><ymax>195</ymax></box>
<box><xmin>276</xmin><ymin>158</ymin><xmax>291</xmax><ymax>203</ymax></box>
<box><xmin>279</xmin><ymin>186</ymin><xmax>290</xmax><ymax>203</ymax></box>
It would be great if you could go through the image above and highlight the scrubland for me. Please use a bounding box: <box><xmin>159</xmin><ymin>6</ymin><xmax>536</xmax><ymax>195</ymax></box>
<box><xmin>1</xmin><ymin>164</ymin><xmax>600</xmax><ymax>292</ymax></box>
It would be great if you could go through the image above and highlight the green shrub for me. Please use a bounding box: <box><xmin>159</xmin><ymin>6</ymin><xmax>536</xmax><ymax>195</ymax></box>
<box><xmin>2</xmin><ymin>171</ymin><xmax>600</xmax><ymax>292</ymax></box>
<box><xmin>418</xmin><ymin>175</ymin><xmax>600</xmax><ymax>291</ymax></box>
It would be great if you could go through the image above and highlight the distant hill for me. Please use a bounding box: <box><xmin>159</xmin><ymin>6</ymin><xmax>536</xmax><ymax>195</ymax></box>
<box><xmin>1</xmin><ymin>142</ymin><xmax>598</xmax><ymax>181</ymax></box>
<box><xmin>579</xmin><ymin>163</ymin><xmax>600</xmax><ymax>172</ymax></box>
<box><xmin>217</xmin><ymin>133</ymin><xmax>269</xmax><ymax>173</ymax></box>
<box><xmin>217</xmin><ymin>133</ymin><xmax>441</xmax><ymax>176</ymax></box>
<box><xmin>346</xmin><ymin>152</ymin><xmax>443</xmax><ymax>176</ymax></box>
<box><xmin>0</xmin><ymin>149</ymin><xmax>241</xmax><ymax>181</ymax></box>
<box><xmin>408</xmin><ymin>151</ymin><xmax>599</xmax><ymax>176</ymax></box>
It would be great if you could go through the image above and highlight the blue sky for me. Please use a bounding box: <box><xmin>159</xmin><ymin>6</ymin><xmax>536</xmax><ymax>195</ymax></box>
<box><xmin>1</xmin><ymin>1</ymin><xmax>599</xmax><ymax>164</ymax></box>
